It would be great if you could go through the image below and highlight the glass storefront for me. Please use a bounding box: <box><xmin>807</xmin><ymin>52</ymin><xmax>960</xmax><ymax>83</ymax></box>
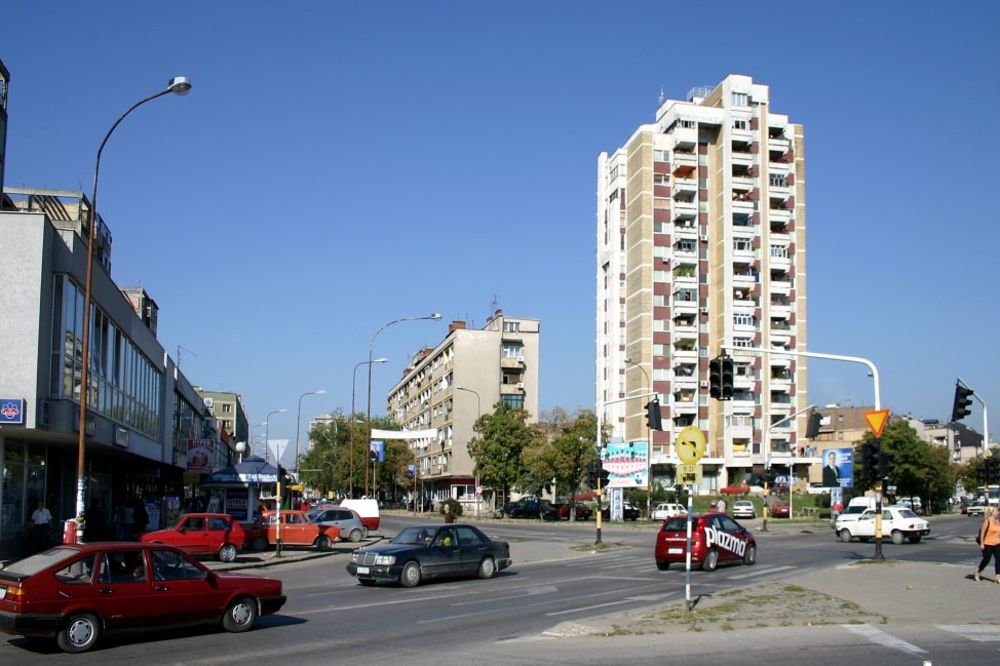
<box><xmin>0</xmin><ymin>440</ymin><xmax>47</xmax><ymax>543</ymax></box>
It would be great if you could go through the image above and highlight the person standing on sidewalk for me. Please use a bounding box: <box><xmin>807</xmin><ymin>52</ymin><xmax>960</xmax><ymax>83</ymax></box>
<box><xmin>443</xmin><ymin>503</ymin><xmax>457</xmax><ymax>524</ymax></box>
<box><xmin>30</xmin><ymin>499</ymin><xmax>52</xmax><ymax>552</ymax></box>
<box><xmin>975</xmin><ymin>505</ymin><xmax>1000</xmax><ymax>582</ymax></box>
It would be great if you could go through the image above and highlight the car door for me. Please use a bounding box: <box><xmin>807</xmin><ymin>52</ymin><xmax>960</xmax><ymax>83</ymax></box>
<box><xmin>718</xmin><ymin>516</ymin><xmax>748</xmax><ymax>562</ymax></box>
<box><xmin>455</xmin><ymin>526</ymin><xmax>490</xmax><ymax>575</ymax></box>
<box><xmin>180</xmin><ymin>516</ymin><xmax>211</xmax><ymax>555</ymax></box>
<box><xmin>427</xmin><ymin>527</ymin><xmax>461</xmax><ymax>577</ymax></box>
<box><xmin>149</xmin><ymin>548</ymin><xmax>226</xmax><ymax>625</ymax></box>
<box><xmin>206</xmin><ymin>516</ymin><xmax>232</xmax><ymax>553</ymax></box>
<box><xmin>284</xmin><ymin>512</ymin><xmax>311</xmax><ymax>545</ymax></box>
<box><xmin>94</xmin><ymin>549</ymin><xmax>158</xmax><ymax>629</ymax></box>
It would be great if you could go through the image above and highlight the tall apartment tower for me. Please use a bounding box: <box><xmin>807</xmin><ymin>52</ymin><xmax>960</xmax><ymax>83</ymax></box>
<box><xmin>1</xmin><ymin>58</ymin><xmax>10</xmax><ymax>200</ymax></box>
<box><xmin>596</xmin><ymin>75</ymin><xmax>811</xmax><ymax>491</ymax></box>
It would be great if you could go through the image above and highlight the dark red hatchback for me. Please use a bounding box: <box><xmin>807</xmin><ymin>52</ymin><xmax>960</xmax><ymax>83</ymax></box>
<box><xmin>654</xmin><ymin>513</ymin><xmax>757</xmax><ymax>572</ymax></box>
<box><xmin>0</xmin><ymin>542</ymin><xmax>285</xmax><ymax>653</ymax></box>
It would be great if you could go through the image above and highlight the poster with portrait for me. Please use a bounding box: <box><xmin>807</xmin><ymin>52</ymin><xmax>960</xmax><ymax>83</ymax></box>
<box><xmin>369</xmin><ymin>439</ymin><xmax>385</xmax><ymax>462</ymax></box>
<box><xmin>186</xmin><ymin>438</ymin><xmax>215</xmax><ymax>473</ymax></box>
<box><xmin>822</xmin><ymin>448</ymin><xmax>854</xmax><ymax>488</ymax></box>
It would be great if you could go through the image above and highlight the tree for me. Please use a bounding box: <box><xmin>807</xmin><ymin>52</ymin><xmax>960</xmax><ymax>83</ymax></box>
<box><xmin>858</xmin><ymin>419</ymin><xmax>956</xmax><ymax>511</ymax></box>
<box><xmin>468</xmin><ymin>403</ymin><xmax>543</xmax><ymax>505</ymax></box>
<box><xmin>524</xmin><ymin>410</ymin><xmax>600</xmax><ymax>520</ymax></box>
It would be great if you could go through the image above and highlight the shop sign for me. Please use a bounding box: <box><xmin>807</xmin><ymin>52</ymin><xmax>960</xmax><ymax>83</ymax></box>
<box><xmin>0</xmin><ymin>398</ymin><xmax>25</xmax><ymax>424</ymax></box>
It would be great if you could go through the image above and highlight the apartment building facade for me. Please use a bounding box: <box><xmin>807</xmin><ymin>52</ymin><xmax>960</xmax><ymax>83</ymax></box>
<box><xmin>386</xmin><ymin>311</ymin><xmax>540</xmax><ymax>505</ymax></box>
<box><xmin>597</xmin><ymin>75</ymin><xmax>811</xmax><ymax>492</ymax></box>
<box><xmin>195</xmin><ymin>389</ymin><xmax>249</xmax><ymax>448</ymax></box>
<box><xmin>0</xmin><ymin>58</ymin><xmax>8</xmax><ymax>198</ymax></box>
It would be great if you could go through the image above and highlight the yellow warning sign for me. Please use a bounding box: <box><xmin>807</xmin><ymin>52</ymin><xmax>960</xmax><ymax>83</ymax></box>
<box><xmin>864</xmin><ymin>409</ymin><xmax>890</xmax><ymax>439</ymax></box>
<box><xmin>675</xmin><ymin>426</ymin><xmax>707</xmax><ymax>465</ymax></box>
<box><xmin>677</xmin><ymin>464</ymin><xmax>702</xmax><ymax>485</ymax></box>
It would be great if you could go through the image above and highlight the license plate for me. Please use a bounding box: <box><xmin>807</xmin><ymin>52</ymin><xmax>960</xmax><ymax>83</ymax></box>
<box><xmin>668</xmin><ymin>548</ymin><xmax>683</xmax><ymax>555</ymax></box>
<box><xmin>356</xmin><ymin>566</ymin><xmax>370</xmax><ymax>575</ymax></box>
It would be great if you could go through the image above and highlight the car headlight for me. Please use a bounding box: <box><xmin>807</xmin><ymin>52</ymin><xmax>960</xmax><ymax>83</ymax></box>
<box><xmin>374</xmin><ymin>555</ymin><xmax>396</xmax><ymax>566</ymax></box>
<box><xmin>351</xmin><ymin>552</ymin><xmax>361</xmax><ymax>563</ymax></box>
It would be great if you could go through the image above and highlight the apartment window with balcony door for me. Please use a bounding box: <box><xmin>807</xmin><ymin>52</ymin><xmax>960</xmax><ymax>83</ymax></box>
<box><xmin>770</xmin><ymin>245</ymin><xmax>788</xmax><ymax>259</ymax></box>
<box><xmin>503</xmin><ymin>321</ymin><xmax>521</xmax><ymax>333</ymax></box>
<box><xmin>734</xmin><ymin>313</ymin><xmax>755</xmax><ymax>327</ymax></box>
<box><xmin>732</xmin><ymin>92</ymin><xmax>749</xmax><ymax>107</ymax></box>
<box><xmin>501</xmin><ymin>342</ymin><xmax>524</xmax><ymax>359</ymax></box>
<box><xmin>733</xmin><ymin>118</ymin><xmax>749</xmax><ymax>130</ymax></box>
<box><xmin>654</xmin><ymin>149</ymin><xmax>669</xmax><ymax>162</ymax></box>
<box><xmin>680</xmin><ymin>119</ymin><xmax>695</xmax><ymax>129</ymax></box>
<box><xmin>654</xmin><ymin>173</ymin><xmax>669</xmax><ymax>185</ymax></box>
<box><xmin>734</xmin><ymin>238</ymin><xmax>753</xmax><ymax>253</ymax></box>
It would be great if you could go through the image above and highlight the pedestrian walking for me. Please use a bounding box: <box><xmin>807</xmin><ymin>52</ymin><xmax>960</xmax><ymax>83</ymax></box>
<box><xmin>443</xmin><ymin>503</ymin><xmax>456</xmax><ymax>524</ymax></box>
<box><xmin>975</xmin><ymin>505</ymin><xmax>1000</xmax><ymax>583</ymax></box>
<box><xmin>30</xmin><ymin>499</ymin><xmax>52</xmax><ymax>552</ymax></box>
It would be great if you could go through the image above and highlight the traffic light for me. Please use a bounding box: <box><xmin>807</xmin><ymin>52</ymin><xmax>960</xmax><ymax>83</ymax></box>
<box><xmin>805</xmin><ymin>411</ymin><xmax>823</xmax><ymax>439</ymax></box>
<box><xmin>709</xmin><ymin>356</ymin><xmax>723</xmax><ymax>399</ymax></box>
<box><xmin>721</xmin><ymin>357</ymin><xmax>735</xmax><ymax>400</ymax></box>
<box><xmin>878</xmin><ymin>449</ymin><xmax>894</xmax><ymax>480</ymax></box>
<box><xmin>860</xmin><ymin>441</ymin><xmax>880</xmax><ymax>486</ymax></box>
<box><xmin>645</xmin><ymin>397</ymin><xmax>663</xmax><ymax>430</ymax></box>
<box><xmin>951</xmin><ymin>382</ymin><xmax>974</xmax><ymax>422</ymax></box>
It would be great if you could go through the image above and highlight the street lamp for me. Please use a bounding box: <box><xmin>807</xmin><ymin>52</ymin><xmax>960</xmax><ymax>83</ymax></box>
<box><xmin>351</xmin><ymin>358</ymin><xmax>387</xmax><ymax>498</ymax></box>
<box><xmin>365</xmin><ymin>313</ymin><xmax>441</xmax><ymax>496</ymax></box>
<box><xmin>455</xmin><ymin>385</ymin><xmax>482</xmax><ymax>517</ymax></box>
<box><xmin>625</xmin><ymin>358</ymin><xmax>653</xmax><ymax>521</ymax></box>
<box><xmin>294</xmin><ymin>389</ymin><xmax>326</xmax><ymax>478</ymax></box>
<box><xmin>264</xmin><ymin>409</ymin><xmax>287</xmax><ymax>463</ymax></box>
<box><xmin>74</xmin><ymin>76</ymin><xmax>191</xmax><ymax>541</ymax></box>
<box><xmin>250</xmin><ymin>423</ymin><xmax>266</xmax><ymax>457</ymax></box>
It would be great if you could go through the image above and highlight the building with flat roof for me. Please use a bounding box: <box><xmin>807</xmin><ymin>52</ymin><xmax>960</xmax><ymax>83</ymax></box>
<box><xmin>0</xmin><ymin>58</ymin><xmax>9</xmax><ymax>201</ymax></box>
<box><xmin>597</xmin><ymin>75</ymin><xmax>811</xmax><ymax>492</ymax></box>
<box><xmin>386</xmin><ymin>311</ymin><xmax>540</xmax><ymax>507</ymax></box>
<box><xmin>195</xmin><ymin>389</ymin><xmax>249</xmax><ymax>448</ymax></box>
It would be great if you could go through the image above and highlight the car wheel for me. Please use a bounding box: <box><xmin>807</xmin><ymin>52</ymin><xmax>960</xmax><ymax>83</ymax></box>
<box><xmin>839</xmin><ymin>529</ymin><xmax>852</xmax><ymax>543</ymax></box>
<box><xmin>478</xmin><ymin>556</ymin><xmax>496</xmax><ymax>579</ymax></box>
<box><xmin>316</xmin><ymin>535</ymin><xmax>332</xmax><ymax>551</ymax></box>
<box><xmin>891</xmin><ymin>530</ymin><xmax>904</xmax><ymax>546</ymax></box>
<box><xmin>359</xmin><ymin>579</ymin><xmax>376</xmax><ymax>586</ymax></box>
<box><xmin>361</xmin><ymin>528</ymin><xmax>369</xmax><ymax>539</ymax></box>
<box><xmin>218</xmin><ymin>543</ymin><xmax>238</xmax><ymax>563</ymax></box>
<box><xmin>908</xmin><ymin>534</ymin><xmax>922</xmax><ymax>544</ymax></box>
<box><xmin>349</xmin><ymin>529</ymin><xmax>362</xmax><ymax>543</ymax></box>
<box><xmin>252</xmin><ymin>536</ymin><xmax>268</xmax><ymax>551</ymax></box>
<box><xmin>743</xmin><ymin>544</ymin><xmax>757</xmax><ymax>566</ymax></box>
<box><xmin>57</xmin><ymin>612</ymin><xmax>100</xmax><ymax>653</ymax></box>
<box><xmin>222</xmin><ymin>596</ymin><xmax>258</xmax><ymax>633</ymax></box>
<box><xmin>656</xmin><ymin>560</ymin><xmax>670</xmax><ymax>571</ymax></box>
<box><xmin>702</xmin><ymin>549</ymin><xmax>719</xmax><ymax>572</ymax></box>
<box><xmin>400</xmin><ymin>561</ymin><xmax>422</xmax><ymax>588</ymax></box>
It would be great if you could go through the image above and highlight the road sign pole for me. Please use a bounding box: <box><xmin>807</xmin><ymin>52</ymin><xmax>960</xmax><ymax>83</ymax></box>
<box><xmin>685</xmin><ymin>485</ymin><xmax>694</xmax><ymax>611</ymax></box>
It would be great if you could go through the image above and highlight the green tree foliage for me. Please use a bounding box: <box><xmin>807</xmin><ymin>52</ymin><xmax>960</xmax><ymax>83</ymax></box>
<box><xmin>858</xmin><ymin>419</ymin><xmax>957</xmax><ymax>511</ymax></box>
<box><xmin>958</xmin><ymin>448</ymin><xmax>1000</xmax><ymax>494</ymax></box>
<box><xmin>523</xmin><ymin>410</ymin><xmax>600</xmax><ymax>519</ymax></box>
<box><xmin>468</xmin><ymin>403</ymin><xmax>543</xmax><ymax>503</ymax></box>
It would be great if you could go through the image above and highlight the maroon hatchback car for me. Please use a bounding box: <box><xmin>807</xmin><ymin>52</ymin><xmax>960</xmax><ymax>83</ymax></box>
<box><xmin>654</xmin><ymin>513</ymin><xmax>757</xmax><ymax>571</ymax></box>
<box><xmin>0</xmin><ymin>542</ymin><xmax>285</xmax><ymax>653</ymax></box>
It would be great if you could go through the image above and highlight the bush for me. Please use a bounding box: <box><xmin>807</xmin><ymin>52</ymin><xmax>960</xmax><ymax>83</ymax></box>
<box><xmin>439</xmin><ymin>498</ymin><xmax>463</xmax><ymax>517</ymax></box>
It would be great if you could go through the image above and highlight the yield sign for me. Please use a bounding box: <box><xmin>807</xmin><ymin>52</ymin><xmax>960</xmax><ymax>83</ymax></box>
<box><xmin>864</xmin><ymin>409</ymin><xmax>890</xmax><ymax>439</ymax></box>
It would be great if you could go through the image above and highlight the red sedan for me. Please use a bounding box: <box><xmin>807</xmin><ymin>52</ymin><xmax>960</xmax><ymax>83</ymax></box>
<box><xmin>0</xmin><ymin>542</ymin><xmax>285</xmax><ymax>653</ymax></box>
<box><xmin>654</xmin><ymin>513</ymin><xmax>757</xmax><ymax>571</ymax></box>
<box><xmin>140</xmin><ymin>513</ymin><xmax>247</xmax><ymax>562</ymax></box>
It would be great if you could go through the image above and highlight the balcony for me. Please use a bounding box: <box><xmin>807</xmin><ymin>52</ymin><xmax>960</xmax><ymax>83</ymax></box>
<box><xmin>672</xmin><ymin>200</ymin><xmax>698</xmax><ymax>221</ymax></box>
<box><xmin>673</xmin><ymin>177</ymin><xmax>697</xmax><ymax>199</ymax></box>
<box><xmin>672</xmin><ymin>128</ymin><xmax>698</xmax><ymax>151</ymax></box>
<box><xmin>500</xmin><ymin>357</ymin><xmax>525</xmax><ymax>369</ymax></box>
<box><xmin>500</xmin><ymin>383</ymin><xmax>524</xmax><ymax>395</ymax></box>
<box><xmin>768</xmin><ymin>136</ymin><xmax>791</xmax><ymax>154</ymax></box>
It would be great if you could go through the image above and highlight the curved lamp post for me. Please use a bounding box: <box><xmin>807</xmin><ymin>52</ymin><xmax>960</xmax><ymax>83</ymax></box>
<box><xmin>365</xmin><ymin>313</ymin><xmax>441</xmax><ymax>496</ymax></box>
<box><xmin>294</xmin><ymin>389</ymin><xmax>326</xmax><ymax>479</ymax></box>
<box><xmin>74</xmin><ymin>77</ymin><xmax>191</xmax><ymax>541</ymax></box>
<box><xmin>455</xmin><ymin>385</ymin><xmax>481</xmax><ymax>517</ymax></box>
<box><xmin>351</xmin><ymin>358</ymin><xmax>387</xmax><ymax>498</ymax></box>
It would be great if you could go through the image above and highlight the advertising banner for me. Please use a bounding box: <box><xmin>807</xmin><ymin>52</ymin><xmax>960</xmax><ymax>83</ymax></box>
<box><xmin>369</xmin><ymin>440</ymin><xmax>385</xmax><ymax>462</ymax></box>
<box><xmin>603</xmin><ymin>440</ymin><xmax>649</xmax><ymax>488</ymax></box>
<box><xmin>822</xmin><ymin>448</ymin><xmax>854</xmax><ymax>489</ymax></box>
<box><xmin>186</xmin><ymin>438</ymin><xmax>216</xmax><ymax>473</ymax></box>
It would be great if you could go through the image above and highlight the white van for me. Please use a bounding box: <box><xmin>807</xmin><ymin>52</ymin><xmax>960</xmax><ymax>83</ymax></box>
<box><xmin>339</xmin><ymin>499</ymin><xmax>380</xmax><ymax>531</ymax></box>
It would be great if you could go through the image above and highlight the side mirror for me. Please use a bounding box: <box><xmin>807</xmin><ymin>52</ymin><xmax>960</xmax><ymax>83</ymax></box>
<box><xmin>206</xmin><ymin>571</ymin><xmax>219</xmax><ymax>586</ymax></box>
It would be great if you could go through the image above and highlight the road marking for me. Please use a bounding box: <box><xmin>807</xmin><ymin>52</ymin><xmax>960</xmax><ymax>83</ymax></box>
<box><xmin>936</xmin><ymin>625</ymin><xmax>1000</xmax><ymax>642</ymax></box>
<box><xmin>727</xmin><ymin>565</ymin><xmax>795</xmax><ymax>580</ymax></box>
<box><xmin>296</xmin><ymin>591</ymin><xmax>466</xmax><ymax>614</ymax></box>
<box><xmin>841</xmin><ymin>624</ymin><xmax>927</xmax><ymax>656</ymax></box>
<box><xmin>545</xmin><ymin>598</ymin><xmax>635</xmax><ymax>616</ymax></box>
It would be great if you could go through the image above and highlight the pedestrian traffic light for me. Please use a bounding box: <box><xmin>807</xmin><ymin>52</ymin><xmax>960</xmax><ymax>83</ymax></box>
<box><xmin>721</xmin><ymin>356</ymin><xmax>735</xmax><ymax>400</ymax></box>
<box><xmin>645</xmin><ymin>397</ymin><xmax>663</xmax><ymax>431</ymax></box>
<box><xmin>709</xmin><ymin>356</ymin><xmax>723</xmax><ymax>399</ymax></box>
<box><xmin>805</xmin><ymin>411</ymin><xmax>823</xmax><ymax>439</ymax></box>
<box><xmin>951</xmin><ymin>382</ymin><xmax>974</xmax><ymax>422</ymax></box>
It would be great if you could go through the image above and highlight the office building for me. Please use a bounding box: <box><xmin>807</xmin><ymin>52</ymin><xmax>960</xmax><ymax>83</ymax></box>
<box><xmin>596</xmin><ymin>74</ymin><xmax>811</xmax><ymax>492</ymax></box>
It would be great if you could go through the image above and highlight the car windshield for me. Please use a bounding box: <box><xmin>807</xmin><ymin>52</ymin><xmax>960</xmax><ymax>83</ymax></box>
<box><xmin>392</xmin><ymin>526</ymin><xmax>433</xmax><ymax>545</ymax></box>
<box><xmin>662</xmin><ymin>517</ymin><xmax>690</xmax><ymax>531</ymax></box>
<box><xmin>895</xmin><ymin>508</ymin><xmax>919</xmax><ymax>519</ymax></box>
<box><xmin>2</xmin><ymin>547</ymin><xmax>78</xmax><ymax>576</ymax></box>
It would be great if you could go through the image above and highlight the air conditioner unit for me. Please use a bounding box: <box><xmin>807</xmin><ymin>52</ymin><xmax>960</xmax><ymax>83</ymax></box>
<box><xmin>700</xmin><ymin>307</ymin><xmax>709</xmax><ymax>315</ymax></box>
<box><xmin>204</xmin><ymin>397</ymin><xmax>214</xmax><ymax>408</ymax></box>
<box><xmin>517</xmin><ymin>382</ymin><xmax>525</xmax><ymax>390</ymax></box>
<box><xmin>699</xmin><ymin>233</ymin><xmax>709</xmax><ymax>241</ymax></box>
<box><xmin>699</xmin><ymin>381</ymin><xmax>709</xmax><ymax>388</ymax></box>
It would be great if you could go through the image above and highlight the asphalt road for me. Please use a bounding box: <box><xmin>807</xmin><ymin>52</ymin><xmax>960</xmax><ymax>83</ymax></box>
<box><xmin>2</xmin><ymin>513</ymin><xmax>990</xmax><ymax>664</ymax></box>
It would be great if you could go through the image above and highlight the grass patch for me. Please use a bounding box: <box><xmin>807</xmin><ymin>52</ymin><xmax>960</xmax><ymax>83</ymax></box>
<box><xmin>571</xmin><ymin>542</ymin><xmax>623</xmax><ymax>552</ymax></box>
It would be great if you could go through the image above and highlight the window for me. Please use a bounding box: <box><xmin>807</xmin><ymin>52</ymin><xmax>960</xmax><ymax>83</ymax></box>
<box><xmin>770</xmin><ymin>245</ymin><xmax>788</xmax><ymax>259</ymax></box>
<box><xmin>208</xmin><ymin>517</ymin><xmax>230</xmax><ymax>531</ymax></box>
<box><xmin>501</xmin><ymin>394</ymin><xmax>524</xmax><ymax>410</ymax></box>
<box><xmin>733</xmin><ymin>118</ymin><xmax>749</xmax><ymax>130</ymax></box>
<box><xmin>456</xmin><ymin>526</ymin><xmax>485</xmax><ymax>546</ymax></box>
<box><xmin>151</xmin><ymin>549</ymin><xmax>204</xmax><ymax>581</ymax></box>
<box><xmin>55</xmin><ymin>555</ymin><xmax>96</xmax><ymax>584</ymax></box>
<box><xmin>653</xmin><ymin>148</ymin><xmax>670</xmax><ymax>162</ymax></box>
<box><xmin>501</xmin><ymin>342</ymin><xmax>524</xmax><ymax>359</ymax></box>
<box><xmin>769</xmin><ymin>174</ymin><xmax>787</xmax><ymax>187</ymax></box>
<box><xmin>734</xmin><ymin>238</ymin><xmax>753</xmax><ymax>253</ymax></box>
<box><xmin>679</xmin><ymin>119</ymin><xmax>696</xmax><ymax>129</ymax></box>
<box><xmin>732</xmin><ymin>92</ymin><xmax>749</xmax><ymax>106</ymax></box>
<box><xmin>734</xmin><ymin>313</ymin><xmax>755</xmax><ymax>327</ymax></box>
<box><xmin>99</xmin><ymin>550</ymin><xmax>146</xmax><ymax>584</ymax></box>
<box><xmin>183</xmin><ymin>516</ymin><xmax>205</xmax><ymax>531</ymax></box>
<box><xmin>503</xmin><ymin>321</ymin><xmax>520</xmax><ymax>333</ymax></box>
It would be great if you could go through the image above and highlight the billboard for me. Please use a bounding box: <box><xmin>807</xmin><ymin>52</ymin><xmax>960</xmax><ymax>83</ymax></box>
<box><xmin>822</xmin><ymin>447</ymin><xmax>854</xmax><ymax>489</ymax></box>
<box><xmin>186</xmin><ymin>438</ymin><xmax>216</xmax><ymax>473</ymax></box>
<box><xmin>368</xmin><ymin>440</ymin><xmax>385</xmax><ymax>462</ymax></box>
<box><xmin>603</xmin><ymin>440</ymin><xmax>648</xmax><ymax>488</ymax></box>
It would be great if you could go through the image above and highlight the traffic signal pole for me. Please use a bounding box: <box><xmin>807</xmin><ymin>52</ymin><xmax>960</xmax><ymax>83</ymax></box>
<box><xmin>957</xmin><ymin>377</ymin><xmax>990</xmax><ymax>457</ymax></box>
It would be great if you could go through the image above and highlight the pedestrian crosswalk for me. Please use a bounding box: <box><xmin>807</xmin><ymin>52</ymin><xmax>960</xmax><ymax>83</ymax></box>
<box><xmin>936</xmin><ymin>624</ymin><xmax>1000</xmax><ymax>642</ymax></box>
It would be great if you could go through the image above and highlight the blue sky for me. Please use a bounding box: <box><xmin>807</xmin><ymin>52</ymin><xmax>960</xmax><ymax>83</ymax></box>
<box><xmin>3</xmin><ymin>2</ymin><xmax>998</xmax><ymax>446</ymax></box>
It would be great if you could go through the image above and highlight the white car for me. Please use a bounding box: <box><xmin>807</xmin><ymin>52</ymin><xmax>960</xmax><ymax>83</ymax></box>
<box><xmin>652</xmin><ymin>503</ymin><xmax>687</xmax><ymax>521</ymax></box>
<box><xmin>836</xmin><ymin>506</ymin><xmax>930</xmax><ymax>544</ymax></box>
<box><xmin>732</xmin><ymin>500</ymin><xmax>756</xmax><ymax>519</ymax></box>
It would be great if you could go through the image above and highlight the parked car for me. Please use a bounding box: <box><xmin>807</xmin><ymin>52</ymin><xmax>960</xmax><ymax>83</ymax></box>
<box><xmin>806</xmin><ymin>483</ymin><xmax>832</xmax><ymax>495</ymax></box>
<box><xmin>968</xmin><ymin>499</ymin><xmax>987</xmax><ymax>517</ymax></box>
<box><xmin>732</xmin><ymin>500</ymin><xmax>756</xmax><ymax>519</ymax></box>
<box><xmin>770</xmin><ymin>500</ymin><xmax>790</xmax><ymax>518</ymax></box>
<box><xmin>651</xmin><ymin>503</ymin><xmax>687</xmax><ymax>521</ymax></box>
<box><xmin>239</xmin><ymin>516</ymin><xmax>269</xmax><ymax>551</ymax></box>
<box><xmin>553</xmin><ymin>503</ymin><xmax>592</xmax><ymax>520</ymax></box>
<box><xmin>139</xmin><ymin>513</ymin><xmax>247</xmax><ymax>562</ymax></box>
<box><xmin>497</xmin><ymin>497</ymin><xmax>559</xmax><ymax>520</ymax></box>
<box><xmin>262</xmin><ymin>510</ymin><xmax>341</xmax><ymax>550</ymax></box>
<box><xmin>308</xmin><ymin>507</ymin><xmax>369</xmax><ymax>542</ymax></box>
<box><xmin>347</xmin><ymin>524</ymin><xmax>511</xmax><ymax>587</ymax></box>
<box><xmin>655</xmin><ymin>513</ymin><xmax>757</xmax><ymax>571</ymax></box>
<box><xmin>895</xmin><ymin>497</ymin><xmax>923</xmax><ymax>514</ymax></box>
<box><xmin>601</xmin><ymin>502</ymin><xmax>641</xmax><ymax>521</ymax></box>
<box><xmin>339</xmin><ymin>498</ymin><xmax>381</xmax><ymax>532</ymax></box>
<box><xmin>835</xmin><ymin>506</ymin><xmax>930</xmax><ymax>544</ymax></box>
<box><xmin>0</xmin><ymin>542</ymin><xmax>285</xmax><ymax>653</ymax></box>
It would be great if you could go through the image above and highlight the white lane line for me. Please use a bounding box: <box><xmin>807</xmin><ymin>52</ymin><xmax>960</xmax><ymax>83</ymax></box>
<box><xmin>841</xmin><ymin>624</ymin><xmax>927</xmax><ymax>656</ymax></box>
<box><xmin>727</xmin><ymin>565</ymin><xmax>795</xmax><ymax>580</ymax></box>
<box><xmin>937</xmin><ymin>625</ymin><xmax>1000</xmax><ymax>642</ymax></box>
<box><xmin>545</xmin><ymin>598</ymin><xmax>635</xmax><ymax>616</ymax></box>
<box><xmin>449</xmin><ymin>584</ymin><xmax>560</xmax><ymax>606</ymax></box>
<box><xmin>296</xmin><ymin>591</ymin><xmax>466</xmax><ymax>615</ymax></box>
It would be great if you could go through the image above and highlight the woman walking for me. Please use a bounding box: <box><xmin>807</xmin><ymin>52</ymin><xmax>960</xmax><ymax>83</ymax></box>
<box><xmin>975</xmin><ymin>505</ymin><xmax>1000</xmax><ymax>582</ymax></box>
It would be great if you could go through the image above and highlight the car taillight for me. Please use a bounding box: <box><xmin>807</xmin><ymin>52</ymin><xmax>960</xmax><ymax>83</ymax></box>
<box><xmin>2</xmin><ymin>585</ymin><xmax>26</xmax><ymax>602</ymax></box>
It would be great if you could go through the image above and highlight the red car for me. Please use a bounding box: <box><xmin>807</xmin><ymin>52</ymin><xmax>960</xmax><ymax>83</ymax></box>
<box><xmin>654</xmin><ymin>513</ymin><xmax>757</xmax><ymax>571</ymax></box>
<box><xmin>0</xmin><ymin>542</ymin><xmax>285</xmax><ymax>653</ymax></box>
<box><xmin>262</xmin><ymin>510</ymin><xmax>340</xmax><ymax>550</ymax></box>
<box><xmin>770</xmin><ymin>500</ymin><xmax>790</xmax><ymax>518</ymax></box>
<box><xmin>140</xmin><ymin>513</ymin><xmax>247</xmax><ymax>562</ymax></box>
